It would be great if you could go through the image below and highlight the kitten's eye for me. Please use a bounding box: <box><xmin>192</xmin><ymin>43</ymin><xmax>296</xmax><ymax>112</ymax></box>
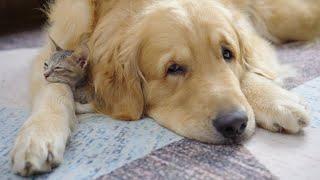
<box><xmin>44</xmin><ymin>62</ymin><xmax>48</xmax><ymax>67</ymax></box>
<box><xmin>167</xmin><ymin>63</ymin><xmax>186</xmax><ymax>75</ymax></box>
<box><xmin>221</xmin><ymin>47</ymin><xmax>233</xmax><ymax>62</ymax></box>
<box><xmin>54</xmin><ymin>67</ymin><xmax>63</xmax><ymax>70</ymax></box>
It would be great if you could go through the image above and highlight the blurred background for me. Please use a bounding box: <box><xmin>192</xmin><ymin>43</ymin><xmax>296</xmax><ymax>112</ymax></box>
<box><xmin>0</xmin><ymin>0</ymin><xmax>48</xmax><ymax>50</ymax></box>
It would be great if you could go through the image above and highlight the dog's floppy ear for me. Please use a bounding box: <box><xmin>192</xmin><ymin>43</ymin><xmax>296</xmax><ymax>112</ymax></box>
<box><xmin>235</xmin><ymin>17</ymin><xmax>277</xmax><ymax>80</ymax></box>
<box><xmin>92</xmin><ymin>32</ymin><xmax>144</xmax><ymax>120</ymax></box>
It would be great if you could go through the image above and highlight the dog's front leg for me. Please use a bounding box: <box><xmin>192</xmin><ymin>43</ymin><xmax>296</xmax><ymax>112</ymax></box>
<box><xmin>241</xmin><ymin>72</ymin><xmax>310</xmax><ymax>133</ymax></box>
<box><xmin>10</xmin><ymin>82</ymin><xmax>76</xmax><ymax>176</ymax></box>
<box><xmin>9</xmin><ymin>0</ymin><xmax>96</xmax><ymax>174</ymax></box>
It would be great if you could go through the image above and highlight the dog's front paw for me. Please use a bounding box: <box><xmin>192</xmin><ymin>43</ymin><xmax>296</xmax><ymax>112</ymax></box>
<box><xmin>10</xmin><ymin>116</ymin><xmax>68</xmax><ymax>176</ymax></box>
<box><xmin>256</xmin><ymin>91</ymin><xmax>310</xmax><ymax>133</ymax></box>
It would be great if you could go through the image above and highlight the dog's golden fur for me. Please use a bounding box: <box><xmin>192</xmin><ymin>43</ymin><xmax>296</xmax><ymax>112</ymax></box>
<box><xmin>11</xmin><ymin>0</ymin><xmax>319</xmax><ymax>176</ymax></box>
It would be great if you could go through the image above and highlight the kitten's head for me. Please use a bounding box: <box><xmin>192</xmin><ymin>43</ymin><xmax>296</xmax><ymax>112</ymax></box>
<box><xmin>43</xmin><ymin>37</ymin><xmax>89</xmax><ymax>86</ymax></box>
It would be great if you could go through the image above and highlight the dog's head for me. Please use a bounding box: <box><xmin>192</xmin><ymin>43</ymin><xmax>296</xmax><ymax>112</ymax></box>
<box><xmin>91</xmin><ymin>0</ymin><xmax>274</xmax><ymax>143</ymax></box>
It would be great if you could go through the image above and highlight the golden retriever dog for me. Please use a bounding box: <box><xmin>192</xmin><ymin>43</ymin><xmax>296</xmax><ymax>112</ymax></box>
<box><xmin>10</xmin><ymin>0</ymin><xmax>319</xmax><ymax>176</ymax></box>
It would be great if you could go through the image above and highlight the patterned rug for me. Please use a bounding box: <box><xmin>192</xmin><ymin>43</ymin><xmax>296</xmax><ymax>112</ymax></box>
<box><xmin>0</xmin><ymin>30</ymin><xmax>319</xmax><ymax>180</ymax></box>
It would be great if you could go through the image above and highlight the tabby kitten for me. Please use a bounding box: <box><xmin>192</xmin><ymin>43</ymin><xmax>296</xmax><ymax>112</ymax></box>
<box><xmin>43</xmin><ymin>37</ymin><xmax>94</xmax><ymax>114</ymax></box>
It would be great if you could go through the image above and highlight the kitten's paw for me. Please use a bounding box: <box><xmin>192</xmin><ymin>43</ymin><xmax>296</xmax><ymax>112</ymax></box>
<box><xmin>256</xmin><ymin>92</ymin><xmax>310</xmax><ymax>133</ymax></box>
<box><xmin>10</xmin><ymin>117</ymin><xmax>68</xmax><ymax>176</ymax></box>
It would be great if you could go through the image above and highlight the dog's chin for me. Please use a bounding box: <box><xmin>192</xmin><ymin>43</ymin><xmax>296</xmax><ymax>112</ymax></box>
<box><xmin>188</xmin><ymin>125</ymin><xmax>255</xmax><ymax>145</ymax></box>
<box><xmin>222</xmin><ymin>134</ymin><xmax>252</xmax><ymax>145</ymax></box>
<box><xmin>210</xmin><ymin>128</ymin><xmax>255</xmax><ymax>145</ymax></box>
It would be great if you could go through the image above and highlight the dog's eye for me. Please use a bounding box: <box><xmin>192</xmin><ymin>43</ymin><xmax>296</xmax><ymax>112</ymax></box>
<box><xmin>221</xmin><ymin>47</ymin><xmax>233</xmax><ymax>62</ymax></box>
<box><xmin>167</xmin><ymin>63</ymin><xmax>186</xmax><ymax>75</ymax></box>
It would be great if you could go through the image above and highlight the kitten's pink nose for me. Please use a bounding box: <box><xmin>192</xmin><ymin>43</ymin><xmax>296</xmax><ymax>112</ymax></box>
<box><xmin>44</xmin><ymin>73</ymin><xmax>50</xmax><ymax>78</ymax></box>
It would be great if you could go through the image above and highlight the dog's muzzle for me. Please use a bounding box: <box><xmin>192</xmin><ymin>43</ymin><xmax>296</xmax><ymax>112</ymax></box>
<box><xmin>213</xmin><ymin>110</ymin><xmax>248</xmax><ymax>139</ymax></box>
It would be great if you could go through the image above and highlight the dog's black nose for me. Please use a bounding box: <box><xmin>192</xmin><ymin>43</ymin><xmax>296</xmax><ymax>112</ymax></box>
<box><xmin>213</xmin><ymin>110</ymin><xmax>248</xmax><ymax>138</ymax></box>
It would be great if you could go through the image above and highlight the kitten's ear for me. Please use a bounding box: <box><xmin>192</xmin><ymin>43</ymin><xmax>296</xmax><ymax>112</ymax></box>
<box><xmin>74</xmin><ymin>44</ymin><xmax>89</xmax><ymax>69</ymax></box>
<box><xmin>49</xmin><ymin>36</ymin><xmax>63</xmax><ymax>51</ymax></box>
